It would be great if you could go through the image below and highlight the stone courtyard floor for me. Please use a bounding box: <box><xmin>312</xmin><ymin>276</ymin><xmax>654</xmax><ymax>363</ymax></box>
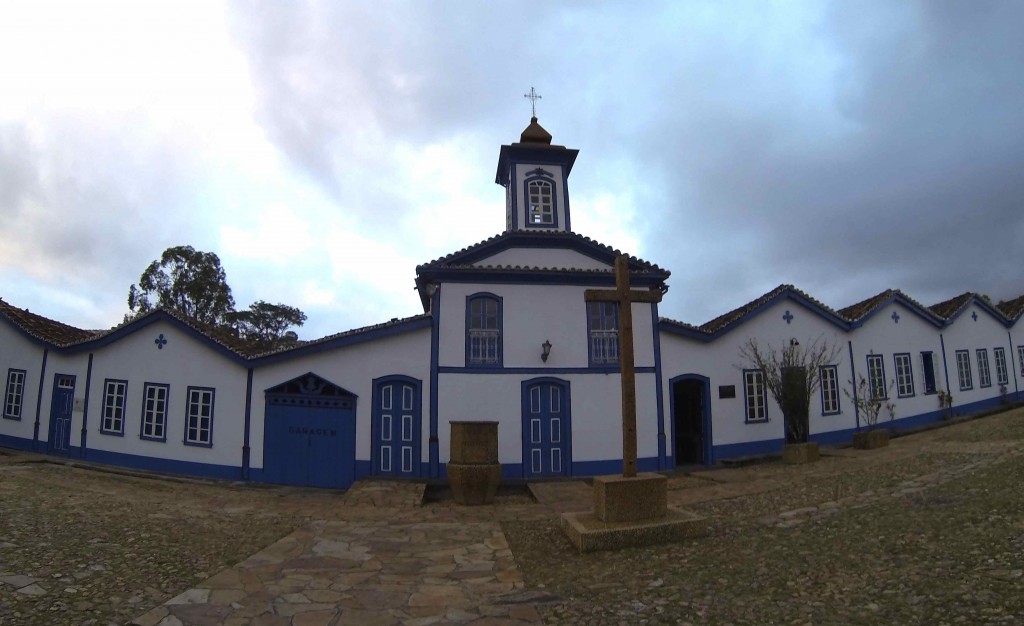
<box><xmin>0</xmin><ymin>407</ymin><xmax>1022</xmax><ymax>625</ymax></box>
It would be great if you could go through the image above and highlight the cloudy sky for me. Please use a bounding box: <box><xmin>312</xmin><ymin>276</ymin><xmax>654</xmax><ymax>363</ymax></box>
<box><xmin>1</xmin><ymin>1</ymin><xmax>1022</xmax><ymax>339</ymax></box>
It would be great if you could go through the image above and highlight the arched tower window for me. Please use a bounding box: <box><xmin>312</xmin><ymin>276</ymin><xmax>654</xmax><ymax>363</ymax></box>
<box><xmin>526</xmin><ymin>178</ymin><xmax>554</xmax><ymax>226</ymax></box>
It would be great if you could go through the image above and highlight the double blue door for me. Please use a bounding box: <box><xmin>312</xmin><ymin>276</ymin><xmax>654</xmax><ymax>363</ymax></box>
<box><xmin>49</xmin><ymin>374</ymin><xmax>75</xmax><ymax>455</ymax></box>
<box><xmin>523</xmin><ymin>379</ymin><xmax>570</xmax><ymax>478</ymax></box>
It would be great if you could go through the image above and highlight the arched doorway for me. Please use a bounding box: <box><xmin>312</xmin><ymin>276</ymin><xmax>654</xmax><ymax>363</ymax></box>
<box><xmin>671</xmin><ymin>375</ymin><xmax>711</xmax><ymax>465</ymax></box>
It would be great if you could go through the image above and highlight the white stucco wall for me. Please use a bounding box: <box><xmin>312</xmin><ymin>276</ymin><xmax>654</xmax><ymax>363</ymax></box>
<box><xmin>0</xmin><ymin>322</ymin><xmax>48</xmax><ymax>443</ymax></box>
<box><xmin>939</xmin><ymin>304</ymin><xmax>1015</xmax><ymax>408</ymax></box>
<box><xmin>83</xmin><ymin>320</ymin><xmax>249</xmax><ymax>467</ymax></box>
<box><xmin>437</xmin><ymin>282</ymin><xmax>656</xmax><ymax>369</ymax></box>
<box><xmin>478</xmin><ymin>248</ymin><xmax>608</xmax><ymax>270</ymax></box>
<box><xmin>660</xmin><ymin>298</ymin><xmax>851</xmax><ymax>450</ymax></box>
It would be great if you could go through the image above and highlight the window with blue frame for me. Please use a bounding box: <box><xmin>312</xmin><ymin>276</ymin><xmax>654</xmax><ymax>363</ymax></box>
<box><xmin>894</xmin><ymin>353</ymin><xmax>914</xmax><ymax>398</ymax></box>
<box><xmin>819</xmin><ymin>365</ymin><xmax>840</xmax><ymax>415</ymax></box>
<box><xmin>994</xmin><ymin>347</ymin><xmax>1008</xmax><ymax>386</ymax></box>
<box><xmin>466</xmin><ymin>294</ymin><xmax>501</xmax><ymax>366</ymax></box>
<box><xmin>866</xmin><ymin>354</ymin><xmax>887</xmax><ymax>399</ymax></box>
<box><xmin>140</xmin><ymin>383</ymin><xmax>169</xmax><ymax>441</ymax></box>
<box><xmin>526</xmin><ymin>178</ymin><xmax>555</xmax><ymax>226</ymax></box>
<box><xmin>921</xmin><ymin>351</ymin><xmax>937</xmax><ymax>394</ymax></box>
<box><xmin>4</xmin><ymin>369</ymin><xmax>26</xmax><ymax>420</ymax></box>
<box><xmin>977</xmin><ymin>349</ymin><xmax>991</xmax><ymax>388</ymax></box>
<box><xmin>184</xmin><ymin>386</ymin><xmax>214</xmax><ymax>446</ymax></box>
<box><xmin>587</xmin><ymin>301</ymin><xmax>619</xmax><ymax>365</ymax></box>
<box><xmin>744</xmin><ymin>369</ymin><xmax>768</xmax><ymax>422</ymax></box>
<box><xmin>955</xmin><ymin>350</ymin><xmax>973</xmax><ymax>391</ymax></box>
<box><xmin>101</xmin><ymin>379</ymin><xmax>127</xmax><ymax>435</ymax></box>
<box><xmin>1018</xmin><ymin>346</ymin><xmax>1024</xmax><ymax>379</ymax></box>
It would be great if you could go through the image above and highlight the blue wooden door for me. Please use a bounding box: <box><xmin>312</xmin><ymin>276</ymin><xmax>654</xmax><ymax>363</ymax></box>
<box><xmin>523</xmin><ymin>379</ymin><xmax>569</xmax><ymax>478</ymax></box>
<box><xmin>264</xmin><ymin>403</ymin><xmax>355</xmax><ymax>489</ymax></box>
<box><xmin>49</xmin><ymin>374</ymin><xmax>75</xmax><ymax>455</ymax></box>
<box><xmin>372</xmin><ymin>377</ymin><xmax>421</xmax><ymax>477</ymax></box>
<box><xmin>262</xmin><ymin>373</ymin><xmax>357</xmax><ymax>489</ymax></box>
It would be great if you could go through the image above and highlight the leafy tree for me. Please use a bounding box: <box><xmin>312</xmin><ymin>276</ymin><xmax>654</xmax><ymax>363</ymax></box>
<box><xmin>127</xmin><ymin>246</ymin><xmax>307</xmax><ymax>349</ymax></box>
<box><xmin>128</xmin><ymin>245</ymin><xmax>235</xmax><ymax>325</ymax></box>
<box><xmin>227</xmin><ymin>301</ymin><xmax>307</xmax><ymax>348</ymax></box>
<box><xmin>739</xmin><ymin>336</ymin><xmax>841</xmax><ymax>443</ymax></box>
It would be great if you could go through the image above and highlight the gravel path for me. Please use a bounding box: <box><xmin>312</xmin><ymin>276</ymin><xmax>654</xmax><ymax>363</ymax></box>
<box><xmin>1</xmin><ymin>407</ymin><xmax>1022</xmax><ymax>625</ymax></box>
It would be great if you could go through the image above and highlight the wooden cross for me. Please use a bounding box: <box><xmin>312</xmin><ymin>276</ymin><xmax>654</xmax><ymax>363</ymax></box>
<box><xmin>523</xmin><ymin>87</ymin><xmax>542</xmax><ymax>117</ymax></box>
<box><xmin>584</xmin><ymin>256</ymin><xmax>663</xmax><ymax>477</ymax></box>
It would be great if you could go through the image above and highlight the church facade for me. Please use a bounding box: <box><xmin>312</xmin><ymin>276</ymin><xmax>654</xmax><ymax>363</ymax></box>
<box><xmin>2</xmin><ymin>119</ymin><xmax>1022</xmax><ymax>489</ymax></box>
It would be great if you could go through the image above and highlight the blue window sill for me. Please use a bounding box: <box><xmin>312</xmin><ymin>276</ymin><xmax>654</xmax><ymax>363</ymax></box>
<box><xmin>183</xmin><ymin>440</ymin><xmax>213</xmax><ymax>449</ymax></box>
<box><xmin>822</xmin><ymin>410</ymin><xmax>842</xmax><ymax>417</ymax></box>
<box><xmin>2</xmin><ymin>414</ymin><xmax>21</xmax><ymax>421</ymax></box>
<box><xmin>139</xmin><ymin>435</ymin><xmax>167</xmax><ymax>443</ymax></box>
<box><xmin>100</xmin><ymin>429</ymin><xmax>125</xmax><ymax>437</ymax></box>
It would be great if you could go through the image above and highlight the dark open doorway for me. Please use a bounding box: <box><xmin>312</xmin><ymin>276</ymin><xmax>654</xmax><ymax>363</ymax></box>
<box><xmin>782</xmin><ymin>366</ymin><xmax>809</xmax><ymax>444</ymax></box>
<box><xmin>672</xmin><ymin>376</ymin><xmax>708</xmax><ymax>465</ymax></box>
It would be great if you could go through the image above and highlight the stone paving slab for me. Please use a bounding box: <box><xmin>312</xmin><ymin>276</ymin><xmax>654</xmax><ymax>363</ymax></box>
<box><xmin>524</xmin><ymin>481</ymin><xmax>591</xmax><ymax>513</ymax></box>
<box><xmin>132</xmin><ymin>519</ymin><xmax>542</xmax><ymax>625</ymax></box>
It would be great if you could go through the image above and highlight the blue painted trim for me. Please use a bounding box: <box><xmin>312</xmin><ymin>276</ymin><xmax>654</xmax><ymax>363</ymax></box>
<box><xmin>242</xmin><ymin>368</ymin><xmax>253</xmax><ymax>480</ymax></box>
<box><xmin>955</xmin><ymin>350</ymin><xmax>973</xmax><ymax>391</ymax></box>
<box><xmin>940</xmin><ymin>334</ymin><xmax>951</xmax><ymax>395</ymax></box>
<box><xmin>651</xmin><ymin>303</ymin><xmax>666</xmax><ymax>469</ymax></box>
<box><xmin>659</xmin><ymin>289</ymin><xmax>850</xmax><ymax>343</ymax></box>
<box><xmin>668</xmin><ymin>374</ymin><xmax>713</xmax><ymax>466</ymax></box>
<box><xmin>465</xmin><ymin>292</ymin><xmax>503</xmax><ymax>368</ymax></box>
<box><xmin>571</xmin><ymin>456</ymin><xmax>660</xmax><ymax>476</ymax></box>
<box><xmin>847</xmin><ymin>341</ymin><xmax>860</xmax><ymax>429</ymax></box>
<box><xmin>742</xmin><ymin>369</ymin><xmax>768</xmax><ymax>423</ymax></box>
<box><xmin>183</xmin><ymin>386</ymin><xmax>215</xmax><ymax>448</ymax></box>
<box><xmin>83</xmin><ymin>448</ymin><xmax>241</xmax><ymax>481</ymax></box>
<box><xmin>250</xmin><ymin>316</ymin><xmax>431</xmax><ymax>366</ymax></box>
<box><xmin>99</xmin><ymin>379</ymin><xmax>128</xmax><ymax>436</ymax></box>
<box><xmin>712</xmin><ymin>438</ymin><xmax>786</xmax><ymax>461</ymax></box>
<box><xmin>819</xmin><ymin>365</ymin><xmax>841</xmax><ymax>416</ymax></box>
<box><xmin>1009</xmin><ymin>333</ymin><xmax>1020</xmax><ymax>398</ymax></box>
<box><xmin>3</xmin><ymin>368</ymin><xmax>27</xmax><ymax>420</ymax></box>
<box><xmin>437</xmin><ymin>366</ymin><xmax>657</xmax><ymax>375</ymax></box>
<box><xmin>941</xmin><ymin>297</ymin><xmax>1012</xmax><ymax>328</ymax></box>
<box><xmin>920</xmin><ymin>350</ymin><xmax>938</xmax><ymax>395</ymax></box>
<box><xmin>64</xmin><ymin>312</ymin><xmax>248</xmax><ymax>364</ymax></box>
<box><xmin>495</xmin><ymin>144</ymin><xmax>580</xmax><ymax>186</ymax></box>
<box><xmin>0</xmin><ymin>433</ymin><xmax>34</xmax><ymax>451</ymax></box>
<box><xmin>80</xmin><ymin>353</ymin><xmax>93</xmax><ymax>458</ymax></box>
<box><xmin>893</xmin><ymin>353</ymin><xmax>915</xmax><ymax>398</ymax></box>
<box><xmin>847</xmin><ymin>294</ymin><xmax>945</xmax><ymax>329</ymax></box>
<box><xmin>976</xmin><ymin>349</ymin><xmax>992</xmax><ymax>388</ymax></box>
<box><xmin>520</xmin><ymin>377</ymin><xmax>572</xmax><ymax>478</ymax></box>
<box><xmin>370</xmin><ymin>375</ymin><xmax>423</xmax><ymax>478</ymax></box>
<box><xmin>419</xmin><ymin>268</ymin><xmax>669</xmax><ymax>289</ymax></box>
<box><xmin>33</xmin><ymin>348</ymin><xmax>47</xmax><ymax>450</ymax></box>
<box><xmin>429</xmin><ymin>288</ymin><xmax>440</xmax><ymax>478</ymax></box>
<box><xmin>139</xmin><ymin>382</ymin><xmax>170</xmax><ymax>443</ymax></box>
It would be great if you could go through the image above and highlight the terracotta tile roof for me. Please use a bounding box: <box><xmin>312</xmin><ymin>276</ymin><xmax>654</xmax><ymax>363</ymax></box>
<box><xmin>248</xmin><ymin>313</ymin><xmax>431</xmax><ymax>360</ymax></box>
<box><xmin>997</xmin><ymin>294</ymin><xmax>1024</xmax><ymax>321</ymax></box>
<box><xmin>928</xmin><ymin>292</ymin><xmax>974</xmax><ymax>320</ymax></box>
<box><xmin>837</xmin><ymin>289</ymin><xmax>896</xmax><ymax>321</ymax></box>
<box><xmin>416</xmin><ymin>230</ymin><xmax>669</xmax><ymax>276</ymax></box>
<box><xmin>836</xmin><ymin>289</ymin><xmax>941</xmax><ymax>324</ymax></box>
<box><xmin>0</xmin><ymin>298</ymin><xmax>98</xmax><ymax>346</ymax></box>
<box><xmin>697</xmin><ymin>284</ymin><xmax>844</xmax><ymax>334</ymax></box>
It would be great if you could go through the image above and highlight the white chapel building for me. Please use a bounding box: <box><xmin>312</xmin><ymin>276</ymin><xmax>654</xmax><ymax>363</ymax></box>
<box><xmin>2</xmin><ymin>118</ymin><xmax>1022</xmax><ymax>489</ymax></box>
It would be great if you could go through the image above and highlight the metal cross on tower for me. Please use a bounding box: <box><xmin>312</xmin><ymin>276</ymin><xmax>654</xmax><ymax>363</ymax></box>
<box><xmin>523</xmin><ymin>87</ymin><xmax>542</xmax><ymax>117</ymax></box>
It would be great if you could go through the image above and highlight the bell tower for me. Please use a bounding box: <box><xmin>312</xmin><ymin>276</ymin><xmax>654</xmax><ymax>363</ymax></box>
<box><xmin>495</xmin><ymin>116</ymin><xmax>579</xmax><ymax>233</ymax></box>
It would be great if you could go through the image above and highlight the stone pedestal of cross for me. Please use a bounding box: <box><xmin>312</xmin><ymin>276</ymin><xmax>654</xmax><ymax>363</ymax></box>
<box><xmin>584</xmin><ymin>255</ymin><xmax>663</xmax><ymax>478</ymax></box>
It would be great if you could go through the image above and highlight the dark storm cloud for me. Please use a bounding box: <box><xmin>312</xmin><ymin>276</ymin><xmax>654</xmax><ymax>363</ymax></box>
<box><xmin>226</xmin><ymin>1</ymin><xmax>1024</xmax><ymax>325</ymax></box>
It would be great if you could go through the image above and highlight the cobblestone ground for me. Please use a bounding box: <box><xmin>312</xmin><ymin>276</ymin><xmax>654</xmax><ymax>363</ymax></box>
<box><xmin>505</xmin><ymin>408</ymin><xmax>1024</xmax><ymax>625</ymax></box>
<box><xmin>1</xmin><ymin>407</ymin><xmax>1022</xmax><ymax>625</ymax></box>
